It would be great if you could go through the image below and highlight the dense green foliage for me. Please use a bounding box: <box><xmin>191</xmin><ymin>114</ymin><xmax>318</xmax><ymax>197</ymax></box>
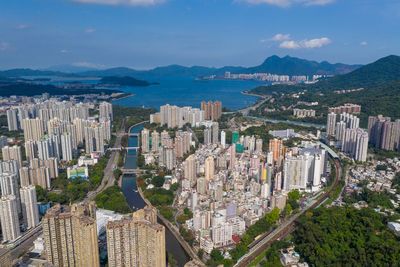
<box><xmin>287</xmin><ymin>190</ymin><xmax>301</xmax><ymax>210</ymax></box>
<box><xmin>250</xmin><ymin>55</ymin><xmax>400</xmax><ymax>127</ymax></box>
<box><xmin>228</xmin><ymin>209</ymin><xmax>280</xmax><ymax>263</ymax></box>
<box><xmin>94</xmin><ymin>185</ymin><xmax>132</xmax><ymax>214</ymax></box>
<box><xmin>251</xmin><ymin>55</ymin><xmax>400</xmax><ymax>95</ymax></box>
<box><xmin>88</xmin><ymin>152</ymin><xmax>110</xmax><ymax>187</ymax></box>
<box><xmin>112</xmin><ymin>105</ymin><xmax>156</xmax><ymax>132</ymax></box>
<box><xmin>343</xmin><ymin>187</ymin><xmax>394</xmax><ymax>209</ymax></box>
<box><xmin>293</xmin><ymin>207</ymin><xmax>400</xmax><ymax>266</ymax></box>
<box><xmin>144</xmin><ymin>188</ymin><xmax>174</xmax><ymax>205</ymax></box>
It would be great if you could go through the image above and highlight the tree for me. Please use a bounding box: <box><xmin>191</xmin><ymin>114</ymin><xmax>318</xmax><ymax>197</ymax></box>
<box><xmin>198</xmin><ymin>249</ymin><xmax>204</xmax><ymax>260</ymax></box>
<box><xmin>283</xmin><ymin>203</ymin><xmax>292</xmax><ymax>216</ymax></box>
<box><xmin>266</xmin><ymin>207</ymin><xmax>280</xmax><ymax>224</ymax></box>
<box><xmin>210</xmin><ymin>249</ymin><xmax>224</xmax><ymax>263</ymax></box>
<box><xmin>151</xmin><ymin>175</ymin><xmax>165</xmax><ymax>187</ymax></box>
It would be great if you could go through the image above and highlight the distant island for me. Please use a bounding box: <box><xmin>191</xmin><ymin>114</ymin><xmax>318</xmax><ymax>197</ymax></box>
<box><xmin>99</xmin><ymin>76</ymin><xmax>157</xmax><ymax>87</ymax></box>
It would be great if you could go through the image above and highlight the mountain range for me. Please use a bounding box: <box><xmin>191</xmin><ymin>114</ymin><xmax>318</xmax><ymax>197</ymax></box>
<box><xmin>250</xmin><ymin>55</ymin><xmax>400</xmax><ymax>95</ymax></box>
<box><xmin>0</xmin><ymin>55</ymin><xmax>361</xmax><ymax>78</ymax></box>
<box><xmin>249</xmin><ymin>55</ymin><xmax>400</xmax><ymax>122</ymax></box>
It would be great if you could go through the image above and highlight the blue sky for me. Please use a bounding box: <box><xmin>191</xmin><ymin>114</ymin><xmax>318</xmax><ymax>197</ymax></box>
<box><xmin>0</xmin><ymin>0</ymin><xmax>399</xmax><ymax>69</ymax></box>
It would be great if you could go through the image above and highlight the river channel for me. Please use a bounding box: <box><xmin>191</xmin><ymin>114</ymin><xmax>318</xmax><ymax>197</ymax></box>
<box><xmin>121</xmin><ymin>124</ymin><xmax>190</xmax><ymax>267</ymax></box>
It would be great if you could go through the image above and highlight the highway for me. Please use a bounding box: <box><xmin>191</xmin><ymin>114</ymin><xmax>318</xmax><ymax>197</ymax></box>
<box><xmin>239</xmin><ymin>94</ymin><xmax>271</xmax><ymax>116</ymax></box>
<box><xmin>234</xmin><ymin>157</ymin><xmax>342</xmax><ymax>267</ymax></box>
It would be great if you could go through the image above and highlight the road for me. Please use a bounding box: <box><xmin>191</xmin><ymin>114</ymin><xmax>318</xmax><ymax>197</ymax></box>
<box><xmin>9</xmin><ymin>225</ymin><xmax>43</xmax><ymax>262</ymax></box>
<box><xmin>234</xmin><ymin>157</ymin><xmax>342</xmax><ymax>267</ymax></box>
<box><xmin>239</xmin><ymin>94</ymin><xmax>271</xmax><ymax>116</ymax></box>
<box><xmin>84</xmin><ymin>119</ymin><xmax>128</xmax><ymax>202</ymax></box>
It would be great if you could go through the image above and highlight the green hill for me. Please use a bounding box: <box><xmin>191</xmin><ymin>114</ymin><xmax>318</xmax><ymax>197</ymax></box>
<box><xmin>250</xmin><ymin>55</ymin><xmax>400</xmax><ymax>95</ymax></box>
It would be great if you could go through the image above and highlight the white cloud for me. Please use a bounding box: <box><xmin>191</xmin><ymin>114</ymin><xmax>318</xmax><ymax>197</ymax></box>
<box><xmin>279</xmin><ymin>37</ymin><xmax>331</xmax><ymax>49</ymax></box>
<box><xmin>360</xmin><ymin>41</ymin><xmax>368</xmax><ymax>46</ymax></box>
<box><xmin>279</xmin><ymin>40</ymin><xmax>301</xmax><ymax>49</ymax></box>
<box><xmin>85</xmin><ymin>28</ymin><xmax>96</xmax><ymax>33</ymax></box>
<box><xmin>240</xmin><ymin>0</ymin><xmax>334</xmax><ymax>7</ymax></box>
<box><xmin>0</xmin><ymin>42</ymin><xmax>9</xmax><ymax>51</ymax></box>
<box><xmin>69</xmin><ymin>0</ymin><xmax>165</xmax><ymax>6</ymax></box>
<box><xmin>261</xmin><ymin>33</ymin><xmax>290</xmax><ymax>43</ymax></box>
<box><xmin>303</xmin><ymin>0</ymin><xmax>335</xmax><ymax>6</ymax></box>
<box><xmin>60</xmin><ymin>49</ymin><xmax>69</xmax><ymax>53</ymax></box>
<box><xmin>243</xmin><ymin>0</ymin><xmax>291</xmax><ymax>8</ymax></box>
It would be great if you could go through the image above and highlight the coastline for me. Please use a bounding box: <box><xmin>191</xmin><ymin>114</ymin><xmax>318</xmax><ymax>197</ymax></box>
<box><xmin>241</xmin><ymin>90</ymin><xmax>266</xmax><ymax>98</ymax></box>
<box><xmin>110</xmin><ymin>93</ymin><xmax>135</xmax><ymax>102</ymax></box>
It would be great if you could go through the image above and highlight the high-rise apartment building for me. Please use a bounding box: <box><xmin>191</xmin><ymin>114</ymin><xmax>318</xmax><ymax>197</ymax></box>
<box><xmin>23</xmin><ymin>118</ymin><xmax>44</xmax><ymax>141</ymax></box>
<box><xmin>61</xmin><ymin>132</ymin><xmax>73</xmax><ymax>161</ymax></box>
<box><xmin>269</xmin><ymin>139</ymin><xmax>284</xmax><ymax>163</ymax></box>
<box><xmin>151</xmin><ymin>131</ymin><xmax>160</xmax><ymax>152</ymax></box>
<box><xmin>141</xmin><ymin>128</ymin><xmax>150</xmax><ymax>153</ymax></box>
<box><xmin>368</xmin><ymin>115</ymin><xmax>400</xmax><ymax>151</ymax></box>
<box><xmin>20</xmin><ymin>185</ymin><xmax>40</xmax><ymax>229</ymax></box>
<box><xmin>99</xmin><ymin>102</ymin><xmax>113</xmax><ymax>120</ymax></box>
<box><xmin>221</xmin><ymin>131</ymin><xmax>226</xmax><ymax>148</ymax></box>
<box><xmin>6</xmin><ymin>109</ymin><xmax>19</xmax><ymax>131</ymax></box>
<box><xmin>201</xmin><ymin>100</ymin><xmax>222</xmax><ymax>121</ymax></box>
<box><xmin>2</xmin><ymin>145</ymin><xmax>23</xmax><ymax>168</ymax></box>
<box><xmin>204</xmin><ymin>128</ymin><xmax>212</xmax><ymax>145</ymax></box>
<box><xmin>0</xmin><ymin>173</ymin><xmax>20</xmax><ymax>211</ymax></box>
<box><xmin>212</xmin><ymin>122</ymin><xmax>219</xmax><ymax>145</ymax></box>
<box><xmin>205</xmin><ymin>156</ymin><xmax>215</xmax><ymax>181</ymax></box>
<box><xmin>326</xmin><ymin>112</ymin><xmax>337</xmax><ymax>137</ymax></box>
<box><xmin>229</xmin><ymin>145</ymin><xmax>236</xmax><ymax>170</ymax></box>
<box><xmin>341</xmin><ymin>128</ymin><xmax>369</xmax><ymax>162</ymax></box>
<box><xmin>42</xmin><ymin>203</ymin><xmax>99</xmax><ymax>267</ymax></box>
<box><xmin>184</xmin><ymin>155</ymin><xmax>196</xmax><ymax>183</ymax></box>
<box><xmin>0</xmin><ymin>195</ymin><xmax>21</xmax><ymax>242</ymax></box>
<box><xmin>158</xmin><ymin>104</ymin><xmax>204</xmax><ymax>128</ymax></box>
<box><xmin>106</xmin><ymin>206</ymin><xmax>166</xmax><ymax>267</ymax></box>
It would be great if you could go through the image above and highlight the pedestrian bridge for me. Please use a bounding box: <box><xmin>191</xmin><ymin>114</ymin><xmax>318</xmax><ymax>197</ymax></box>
<box><xmin>108</xmin><ymin>147</ymin><xmax>139</xmax><ymax>151</ymax></box>
<box><xmin>121</xmin><ymin>168</ymin><xmax>145</xmax><ymax>174</ymax></box>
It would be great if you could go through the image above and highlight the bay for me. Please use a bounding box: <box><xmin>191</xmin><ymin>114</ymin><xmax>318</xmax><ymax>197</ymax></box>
<box><xmin>111</xmin><ymin>76</ymin><xmax>264</xmax><ymax>110</ymax></box>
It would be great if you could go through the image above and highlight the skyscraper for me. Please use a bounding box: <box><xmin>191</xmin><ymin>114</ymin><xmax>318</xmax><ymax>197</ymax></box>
<box><xmin>341</xmin><ymin>128</ymin><xmax>369</xmax><ymax>162</ymax></box>
<box><xmin>205</xmin><ymin>156</ymin><xmax>214</xmax><ymax>181</ymax></box>
<box><xmin>2</xmin><ymin>145</ymin><xmax>23</xmax><ymax>168</ymax></box>
<box><xmin>256</xmin><ymin>139</ymin><xmax>263</xmax><ymax>153</ymax></box>
<box><xmin>141</xmin><ymin>128</ymin><xmax>150</xmax><ymax>153</ymax></box>
<box><xmin>99</xmin><ymin>101</ymin><xmax>113</xmax><ymax>120</ymax></box>
<box><xmin>269</xmin><ymin>139</ymin><xmax>283</xmax><ymax>163</ymax></box>
<box><xmin>212</xmin><ymin>122</ymin><xmax>219</xmax><ymax>145</ymax></box>
<box><xmin>201</xmin><ymin>100</ymin><xmax>222</xmax><ymax>121</ymax></box>
<box><xmin>6</xmin><ymin>109</ymin><xmax>18</xmax><ymax>131</ymax></box>
<box><xmin>204</xmin><ymin>128</ymin><xmax>212</xmax><ymax>145</ymax></box>
<box><xmin>184</xmin><ymin>155</ymin><xmax>196</xmax><ymax>183</ymax></box>
<box><xmin>25</xmin><ymin>140</ymin><xmax>37</xmax><ymax>162</ymax></box>
<box><xmin>61</xmin><ymin>132</ymin><xmax>73</xmax><ymax>161</ymax></box>
<box><xmin>23</xmin><ymin>118</ymin><xmax>44</xmax><ymax>141</ymax></box>
<box><xmin>0</xmin><ymin>172</ymin><xmax>20</xmax><ymax>213</ymax></box>
<box><xmin>221</xmin><ymin>130</ymin><xmax>226</xmax><ymax>148</ymax></box>
<box><xmin>229</xmin><ymin>145</ymin><xmax>236</xmax><ymax>170</ymax></box>
<box><xmin>152</xmin><ymin>131</ymin><xmax>160</xmax><ymax>152</ymax></box>
<box><xmin>326</xmin><ymin>112</ymin><xmax>337</xmax><ymax>137</ymax></box>
<box><xmin>106</xmin><ymin>206</ymin><xmax>166</xmax><ymax>267</ymax></box>
<box><xmin>42</xmin><ymin>203</ymin><xmax>100</xmax><ymax>267</ymax></box>
<box><xmin>20</xmin><ymin>185</ymin><xmax>40</xmax><ymax>229</ymax></box>
<box><xmin>0</xmin><ymin>195</ymin><xmax>20</xmax><ymax>242</ymax></box>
